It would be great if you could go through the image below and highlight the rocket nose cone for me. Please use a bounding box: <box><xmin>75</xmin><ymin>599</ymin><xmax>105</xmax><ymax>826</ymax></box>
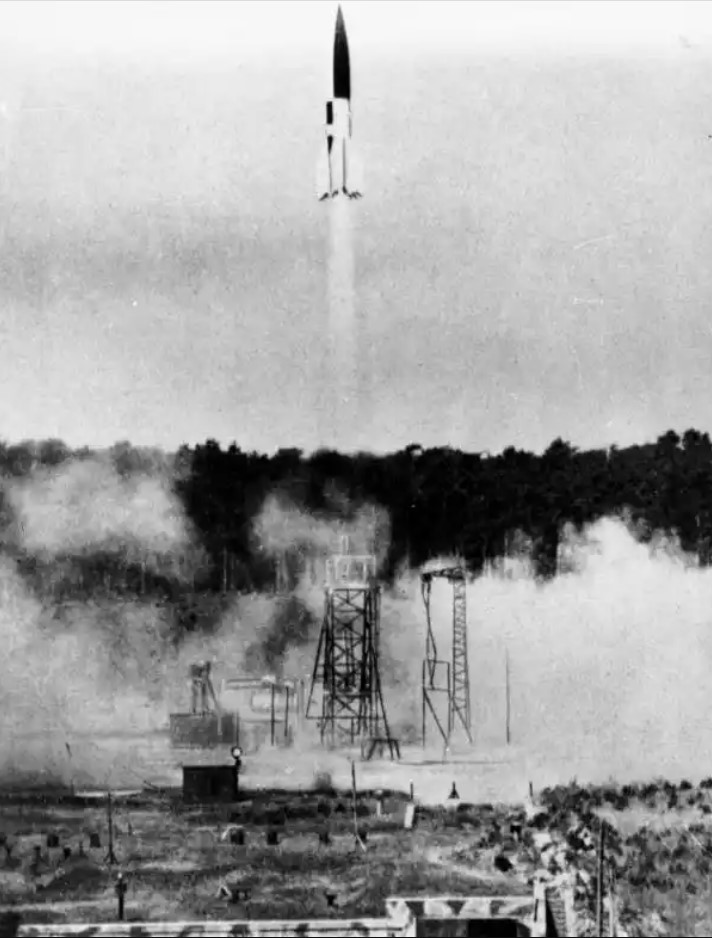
<box><xmin>333</xmin><ymin>4</ymin><xmax>350</xmax><ymax>99</ymax></box>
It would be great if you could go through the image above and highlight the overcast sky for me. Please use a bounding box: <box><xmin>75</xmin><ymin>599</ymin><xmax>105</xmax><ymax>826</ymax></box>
<box><xmin>1</xmin><ymin>0</ymin><xmax>712</xmax><ymax>456</ymax></box>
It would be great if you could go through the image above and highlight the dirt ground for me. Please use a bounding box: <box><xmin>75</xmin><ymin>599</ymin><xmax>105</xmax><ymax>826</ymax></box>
<box><xmin>6</xmin><ymin>732</ymin><xmax>712</xmax><ymax>936</ymax></box>
<box><xmin>0</xmin><ymin>784</ymin><xmax>533</xmax><ymax>928</ymax></box>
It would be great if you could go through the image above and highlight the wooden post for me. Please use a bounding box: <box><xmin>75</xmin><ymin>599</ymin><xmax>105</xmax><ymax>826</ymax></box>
<box><xmin>596</xmin><ymin>820</ymin><xmax>605</xmax><ymax>937</ymax></box>
<box><xmin>351</xmin><ymin>760</ymin><xmax>365</xmax><ymax>851</ymax></box>
<box><xmin>116</xmin><ymin>872</ymin><xmax>127</xmax><ymax>920</ymax></box>
<box><xmin>106</xmin><ymin>792</ymin><xmax>117</xmax><ymax>865</ymax></box>
<box><xmin>446</xmin><ymin>664</ymin><xmax>452</xmax><ymax>742</ymax></box>
<box><xmin>608</xmin><ymin>865</ymin><xmax>617</xmax><ymax>937</ymax></box>
<box><xmin>505</xmin><ymin>648</ymin><xmax>511</xmax><ymax>746</ymax></box>
<box><xmin>351</xmin><ymin>758</ymin><xmax>357</xmax><ymax>828</ymax></box>
<box><xmin>270</xmin><ymin>684</ymin><xmax>276</xmax><ymax>746</ymax></box>
<box><xmin>421</xmin><ymin>661</ymin><xmax>426</xmax><ymax>748</ymax></box>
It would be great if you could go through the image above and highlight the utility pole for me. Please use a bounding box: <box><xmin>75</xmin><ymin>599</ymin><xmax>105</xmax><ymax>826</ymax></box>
<box><xmin>596</xmin><ymin>821</ymin><xmax>605</xmax><ymax>936</ymax></box>
<box><xmin>105</xmin><ymin>792</ymin><xmax>117</xmax><ymax>865</ymax></box>
<box><xmin>608</xmin><ymin>864</ymin><xmax>617</xmax><ymax>937</ymax></box>
<box><xmin>505</xmin><ymin>648</ymin><xmax>511</xmax><ymax>745</ymax></box>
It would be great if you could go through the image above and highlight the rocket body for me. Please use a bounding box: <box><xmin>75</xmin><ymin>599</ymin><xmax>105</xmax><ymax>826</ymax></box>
<box><xmin>319</xmin><ymin>7</ymin><xmax>361</xmax><ymax>200</ymax></box>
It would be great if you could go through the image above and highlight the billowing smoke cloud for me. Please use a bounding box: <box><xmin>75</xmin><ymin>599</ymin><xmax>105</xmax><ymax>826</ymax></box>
<box><xmin>0</xmin><ymin>456</ymin><xmax>202</xmax><ymax>788</ymax></box>
<box><xmin>253</xmin><ymin>492</ymin><xmax>391</xmax><ymax>567</ymax></box>
<box><xmin>0</xmin><ymin>556</ymin><xmax>185</xmax><ymax>788</ymax></box>
<box><xmin>6</xmin><ymin>456</ymin><xmax>196</xmax><ymax>576</ymax></box>
<box><xmin>242</xmin><ymin>594</ymin><xmax>316</xmax><ymax>679</ymax></box>
<box><xmin>382</xmin><ymin>516</ymin><xmax>712</xmax><ymax>787</ymax></box>
<box><xmin>0</xmin><ymin>472</ymin><xmax>394</xmax><ymax>789</ymax></box>
<box><xmin>10</xmin><ymin>457</ymin><xmax>712</xmax><ymax>798</ymax></box>
<box><xmin>238</xmin><ymin>493</ymin><xmax>392</xmax><ymax>681</ymax></box>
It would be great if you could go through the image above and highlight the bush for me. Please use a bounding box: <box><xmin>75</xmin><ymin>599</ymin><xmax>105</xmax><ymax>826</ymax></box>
<box><xmin>311</xmin><ymin>770</ymin><xmax>335</xmax><ymax>795</ymax></box>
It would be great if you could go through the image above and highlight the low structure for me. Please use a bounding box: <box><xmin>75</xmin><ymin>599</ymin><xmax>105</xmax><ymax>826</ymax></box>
<box><xmin>8</xmin><ymin>885</ymin><xmax>576</xmax><ymax>937</ymax></box>
<box><xmin>169</xmin><ymin>660</ymin><xmax>237</xmax><ymax>748</ymax></box>
<box><xmin>169</xmin><ymin>668</ymin><xmax>302</xmax><ymax>751</ymax></box>
<box><xmin>13</xmin><ymin>920</ymin><xmax>401</xmax><ymax>937</ymax></box>
<box><xmin>169</xmin><ymin>710</ymin><xmax>239</xmax><ymax>748</ymax></box>
<box><xmin>182</xmin><ymin>764</ymin><xmax>238</xmax><ymax>803</ymax></box>
<box><xmin>220</xmin><ymin>675</ymin><xmax>303</xmax><ymax>750</ymax></box>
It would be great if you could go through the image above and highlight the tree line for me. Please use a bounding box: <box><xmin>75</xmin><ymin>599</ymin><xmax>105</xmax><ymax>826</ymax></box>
<box><xmin>1</xmin><ymin>428</ymin><xmax>710</xmax><ymax>599</ymax></box>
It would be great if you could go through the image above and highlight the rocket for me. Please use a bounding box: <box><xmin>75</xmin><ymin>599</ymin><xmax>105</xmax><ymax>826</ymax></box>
<box><xmin>319</xmin><ymin>6</ymin><xmax>362</xmax><ymax>201</ymax></box>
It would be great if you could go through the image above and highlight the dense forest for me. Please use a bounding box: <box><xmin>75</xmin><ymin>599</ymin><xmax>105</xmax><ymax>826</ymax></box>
<box><xmin>1</xmin><ymin>429</ymin><xmax>711</xmax><ymax>598</ymax></box>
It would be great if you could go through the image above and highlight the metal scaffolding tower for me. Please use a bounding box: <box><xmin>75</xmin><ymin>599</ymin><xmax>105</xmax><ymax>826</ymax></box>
<box><xmin>421</xmin><ymin>562</ymin><xmax>473</xmax><ymax>747</ymax></box>
<box><xmin>306</xmin><ymin>538</ymin><xmax>398</xmax><ymax>758</ymax></box>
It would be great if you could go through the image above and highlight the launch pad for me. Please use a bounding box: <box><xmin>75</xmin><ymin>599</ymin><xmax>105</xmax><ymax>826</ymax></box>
<box><xmin>306</xmin><ymin>538</ymin><xmax>398</xmax><ymax>758</ymax></box>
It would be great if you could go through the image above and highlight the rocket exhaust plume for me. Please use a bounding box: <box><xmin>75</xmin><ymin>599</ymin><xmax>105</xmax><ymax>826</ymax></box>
<box><xmin>0</xmin><ymin>102</ymin><xmax>11</xmax><ymax>205</ymax></box>
<box><xmin>327</xmin><ymin>198</ymin><xmax>358</xmax><ymax>448</ymax></box>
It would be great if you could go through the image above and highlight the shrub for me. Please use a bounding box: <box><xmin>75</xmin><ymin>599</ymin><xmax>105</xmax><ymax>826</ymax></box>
<box><xmin>311</xmin><ymin>770</ymin><xmax>335</xmax><ymax>795</ymax></box>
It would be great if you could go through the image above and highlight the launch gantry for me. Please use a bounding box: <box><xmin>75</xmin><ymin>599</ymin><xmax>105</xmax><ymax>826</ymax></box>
<box><xmin>306</xmin><ymin>536</ymin><xmax>398</xmax><ymax>759</ymax></box>
<box><xmin>421</xmin><ymin>562</ymin><xmax>473</xmax><ymax>748</ymax></box>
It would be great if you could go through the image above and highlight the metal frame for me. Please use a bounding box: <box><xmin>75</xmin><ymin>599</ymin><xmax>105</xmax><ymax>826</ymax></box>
<box><xmin>421</xmin><ymin>563</ymin><xmax>472</xmax><ymax>747</ymax></box>
<box><xmin>189</xmin><ymin>661</ymin><xmax>220</xmax><ymax>716</ymax></box>
<box><xmin>306</xmin><ymin>543</ymin><xmax>397</xmax><ymax>757</ymax></box>
<box><xmin>221</xmin><ymin>676</ymin><xmax>303</xmax><ymax>746</ymax></box>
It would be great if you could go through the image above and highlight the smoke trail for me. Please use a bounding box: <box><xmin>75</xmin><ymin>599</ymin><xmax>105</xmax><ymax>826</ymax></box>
<box><xmin>0</xmin><ymin>102</ymin><xmax>11</xmax><ymax>205</ymax></box>
<box><xmin>326</xmin><ymin>199</ymin><xmax>357</xmax><ymax>450</ymax></box>
<box><xmin>0</xmin><ymin>94</ymin><xmax>19</xmax><ymax>245</ymax></box>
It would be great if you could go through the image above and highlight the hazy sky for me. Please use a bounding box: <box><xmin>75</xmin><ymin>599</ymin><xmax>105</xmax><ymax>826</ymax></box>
<box><xmin>2</xmin><ymin>0</ymin><xmax>712</xmax><ymax>455</ymax></box>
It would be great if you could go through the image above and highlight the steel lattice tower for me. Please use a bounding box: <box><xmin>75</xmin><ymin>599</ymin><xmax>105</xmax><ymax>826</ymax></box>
<box><xmin>421</xmin><ymin>563</ymin><xmax>472</xmax><ymax>747</ymax></box>
<box><xmin>306</xmin><ymin>541</ymin><xmax>397</xmax><ymax>757</ymax></box>
<box><xmin>450</xmin><ymin>569</ymin><xmax>471</xmax><ymax>735</ymax></box>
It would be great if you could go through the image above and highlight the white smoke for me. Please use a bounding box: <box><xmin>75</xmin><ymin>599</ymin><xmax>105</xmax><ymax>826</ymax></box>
<box><xmin>325</xmin><ymin>198</ymin><xmax>357</xmax><ymax>450</ymax></box>
<box><xmin>382</xmin><ymin>516</ymin><xmax>712</xmax><ymax>788</ymax></box>
<box><xmin>0</xmin><ymin>455</ymin><xmax>200</xmax><ymax>788</ymax></box>
<box><xmin>6</xmin><ymin>456</ymin><xmax>193</xmax><ymax>572</ymax></box>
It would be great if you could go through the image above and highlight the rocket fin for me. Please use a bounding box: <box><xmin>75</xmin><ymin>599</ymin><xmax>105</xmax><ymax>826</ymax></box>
<box><xmin>316</xmin><ymin>145</ymin><xmax>335</xmax><ymax>200</ymax></box>
<box><xmin>345</xmin><ymin>143</ymin><xmax>364</xmax><ymax>199</ymax></box>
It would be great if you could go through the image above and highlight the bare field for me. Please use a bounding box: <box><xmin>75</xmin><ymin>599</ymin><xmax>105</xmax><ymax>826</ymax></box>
<box><xmin>8</xmin><ymin>732</ymin><xmax>712</xmax><ymax>936</ymax></box>
<box><xmin>6</xmin><ymin>763</ymin><xmax>712</xmax><ymax>935</ymax></box>
<box><xmin>0</xmin><ymin>784</ymin><xmax>531</xmax><ymax>928</ymax></box>
<box><xmin>0</xmin><ymin>728</ymin><xmax>538</xmax><ymax>929</ymax></box>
